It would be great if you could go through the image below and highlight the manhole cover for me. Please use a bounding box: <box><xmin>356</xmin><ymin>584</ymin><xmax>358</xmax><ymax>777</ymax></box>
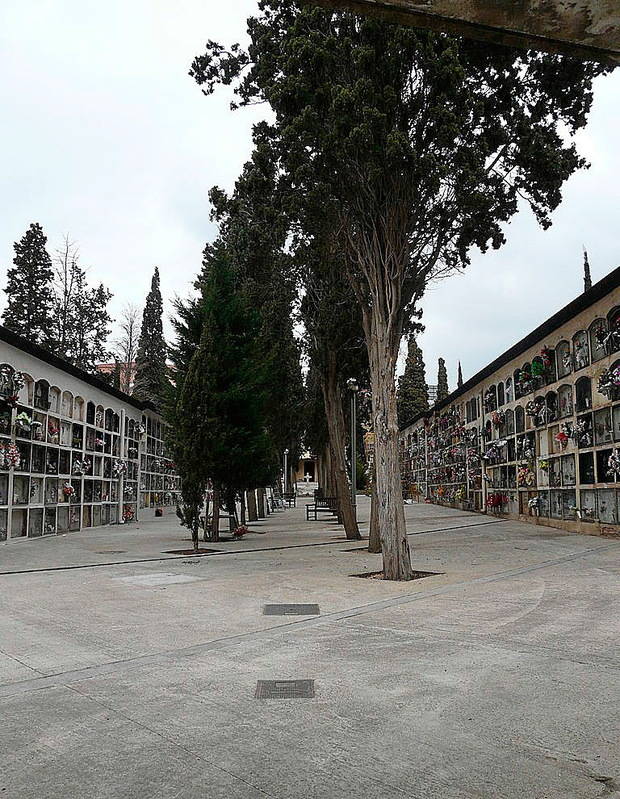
<box><xmin>263</xmin><ymin>604</ymin><xmax>320</xmax><ymax>616</ymax></box>
<box><xmin>255</xmin><ymin>680</ymin><xmax>315</xmax><ymax>699</ymax></box>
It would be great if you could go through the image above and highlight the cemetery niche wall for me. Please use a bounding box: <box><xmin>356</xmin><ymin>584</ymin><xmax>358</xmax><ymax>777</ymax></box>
<box><xmin>400</xmin><ymin>267</ymin><xmax>620</xmax><ymax>534</ymax></box>
<box><xmin>0</xmin><ymin>326</ymin><xmax>180</xmax><ymax>542</ymax></box>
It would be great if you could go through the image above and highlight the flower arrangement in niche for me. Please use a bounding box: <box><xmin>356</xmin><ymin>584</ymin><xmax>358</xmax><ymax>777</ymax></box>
<box><xmin>598</xmin><ymin>366</ymin><xmax>620</xmax><ymax>397</ymax></box>
<box><xmin>72</xmin><ymin>458</ymin><xmax>91</xmax><ymax>476</ymax></box>
<box><xmin>528</xmin><ymin>496</ymin><xmax>540</xmax><ymax>513</ymax></box>
<box><xmin>517</xmin><ymin>466</ymin><xmax>536</xmax><ymax>487</ymax></box>
<box><xmin>491</xmin><ymin>410</ymin><xmax>504</xmax><ymax>428</ymax></box>
<box><xmin>607</xmin><ymin>449</ymin><xmax>620</xmax><ymax>479</ymax></box>
<box><xmin>62</xmin><ymin>482</ymin><xmax>75</xmax><ymax>498</ymax></box>
<box><xmin>48</xmin><ymin>421</ymin><xmax>59</xmax><ymax>442</ymax></box>
<box><xmin>95</xmin><ymin>437</ymin><xmax>105</xmax><ymax>449</ymax></box>
<box><xmin>483</xmin><ymin>389</ymin><xmax>496</xmax><ymax>412</ymax></box>
<box><xmin>15</xmin><ymin>412</ymin><xmax>32</xmax><ymax>433</ymax></box>
<box><xmin>113</xmin><ymin>460</ymin><xmax>127</xmax><ymax>478</ymax></box>
<box><xmin>486</xmin><ymin>493</ymin><xmax>508</xmax><ymax>509</ymax></box>
<box><xmin>538</xmin><ymin>460</ymin><xmax>549</xmax><ymax>472</ymax></box>
<box><xmin>122</xmin><ymin>505</ymin><xmax>135</xmax><ymax>522</ymax></box>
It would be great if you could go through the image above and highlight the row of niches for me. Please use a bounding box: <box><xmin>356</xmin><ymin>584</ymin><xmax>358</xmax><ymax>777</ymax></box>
<box><xmin>7</xmin><ymin>475</ymin><xmax>122</xmax><ymax>506</ymax></box>
<box><xmin>140</xmin><ymin>453</ymin><xmax>177</xmax><ymax>474</ymax></box>
<box><xmin>0</xmin><ymin>440</ymin><xmax>137</xmax><ymax>480</ymax></box>
<box><xmin>487</xmin><ymin>448</ymin><xmax>620</xmax><ymax>490</ymax></box>
<box><xmin>139</xmin><ymin>491</ymin><xmax>181</xmax><ymax>509</ymax></box>
<box><xmin>0</xmin><ymin>367</ymin><xmax>132</xmax><ymax>428</ymax></box>
<box><xmin>464</xmin><ymin>308</ymin><xmax>620</xmax><ymax>420</ymax></box>
<box><xmin>144</xmin><ymin>437</ymin><xmax>166</xmax><ymax>457</ymax></box>
<box><xmin>0</xmin><ymin>504</ymin><xmax>123</xmax><ymax>540</ymax></box>
<box><xmin>139</xmin><ymin>473</ymin><xmax>180</xmax><ymax>491</ymax></box>
<box><xmin>481</xmin><ymin>410</ymin><xmax>620</xmax><ymax>466</ymax></box>
<box><xmin>482</xmin><ymin>382</ymin><xmax>619</xmax><ymax>439</ymax></box>
<box><xmin>4</xmin><ymin>403</ymin><xmax>122</xmax><ymax>454</ymax></box>
<box><xmin>409</xmin><ymin>403</ymin><xmax>619</xmax><ymax>467</ymax></box>
<box><xmin>484</xmin><ymin>488</ymin><xmax>620</xmax><ymax>525</ymax></box>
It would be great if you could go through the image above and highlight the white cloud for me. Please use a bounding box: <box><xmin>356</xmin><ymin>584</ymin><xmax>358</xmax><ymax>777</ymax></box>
<box><xmin>0</xmin><ymin>1</ymin><xmax>617</xmax><ymax>376</ymax></box>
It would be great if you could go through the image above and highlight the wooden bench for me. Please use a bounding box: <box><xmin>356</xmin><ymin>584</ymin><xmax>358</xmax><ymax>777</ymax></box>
<box><xmin>305</xmin><ymin>496</ymin><xmax>338</xmax><ymax>521</ymax></box>
<box><xmin>283</xmin><ymin>493</ymin><xmax>297</xmax><ymax>507</ymax></box>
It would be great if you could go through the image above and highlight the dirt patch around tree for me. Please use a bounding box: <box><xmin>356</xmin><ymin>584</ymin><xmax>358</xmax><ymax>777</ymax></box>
<box><xmin>349</xmin><ymin>570</ymin><xmax>440</xmax><ymax>580</ymax></box>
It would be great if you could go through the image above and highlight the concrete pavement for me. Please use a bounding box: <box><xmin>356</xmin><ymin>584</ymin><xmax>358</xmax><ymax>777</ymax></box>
<box><xmin>0</xmin><ymin>498</ymin><xmax>618</xmax><ymax>798</ymax></box>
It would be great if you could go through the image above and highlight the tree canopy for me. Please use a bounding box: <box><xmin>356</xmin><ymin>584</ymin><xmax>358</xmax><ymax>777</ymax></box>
<box><xmin>192</xmin><ymin>3</ymin><xmax>607</xmax><ymax>578</ymax></box>
<box><xmin>3</xmin><ymin>223</ymin><xmax>54</xmax><ymax>345</ymax></box>
<box><xmin>133</xmin><ymin>268</ymin><xmax>167</xmax><ymax>407</ymax></box>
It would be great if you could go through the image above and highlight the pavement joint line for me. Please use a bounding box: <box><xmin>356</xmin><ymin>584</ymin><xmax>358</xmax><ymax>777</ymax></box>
<box><xmin>0</xmin><ymin>540</ymin><xmax>612</xmax><ymax>699</ymax></box>
<box><xmin>0</xmin><ymin>519</ymin><xmax>507</xmax><ymax>576</ymax></box>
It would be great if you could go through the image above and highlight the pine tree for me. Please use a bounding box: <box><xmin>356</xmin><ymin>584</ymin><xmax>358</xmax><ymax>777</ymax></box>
<box><xmin>457</xmin><ymin>361</ymin><xmax>463</xmax><ymax>388</ymax></box>
<box><xmin>3</xmin><ymin>223</ymin><xmax>54</xmax><ymax>344</ymax></box>
<box><xmin>397</xmin><ymin>336</ymin><xmax>429</xmax><ymax>427</ymax></box>
<box><xmin>437</xmin><ymin>358</ymin><xmax>449</xmax><ymax>402</ymax></box>
<box><xmin>133</xmin><ymin>268</ymin><xmax>167</xmax><ymax>407</ymax></box>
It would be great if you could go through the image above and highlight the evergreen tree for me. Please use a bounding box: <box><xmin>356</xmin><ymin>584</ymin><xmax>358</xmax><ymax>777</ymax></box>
<box><xmin>397</xmin><ymin>336</ymin><xmax>429</xmax><ymax>427</ymax></box>
<box><xmin>195</xmin><ymin>4</ymin><xmax>605</xmax><ymax>579</ymax></box>
<box><xmin>133</xmin><ymin>268</ymin><xmax>167</xmax><ymax>407</ymax></box>
<box><xmin>171</xmin><ymin>243</ymin><xmax>277</xmax><ymax>544</ymax></box>
<box><xmin>209</xmin><ymin>144</ymin><xmax>305</xmax><ymax>465</ymax></box>
<box><xmin>437</xmin><ymin>358</ymin><xmax>449</xmax><ymax>402</ymax></box>
<box><xmin>3</xmin><ymin>223</ymin><xmax>54</xmax><ymax>344</ymax></box>
<box><xmin>457</xmin><ymin>362</ymin><xmax>464</xmax><ymax>388</ymax></box>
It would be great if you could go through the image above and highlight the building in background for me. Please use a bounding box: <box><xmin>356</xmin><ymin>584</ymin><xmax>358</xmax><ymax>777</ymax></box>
<box><xmin>0</xmin><ymin>327</ymin><xmax>180</xmax><ymax>541</ymax></box>
<box><xmin>95</xmin><ymin>361</ymin><xmax>136</xmax><ymax>393</ymax></box>
<box><xmin>400</xmin><ymin>266</ymin><xmax>620</xmax><ymax>533</ymax></box>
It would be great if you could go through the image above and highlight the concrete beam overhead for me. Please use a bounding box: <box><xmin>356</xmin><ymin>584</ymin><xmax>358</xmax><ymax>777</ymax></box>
<box><xmin>304</xmin><ymin>0</ymin><xmax>620</xmax><ymax>64</ymax></box>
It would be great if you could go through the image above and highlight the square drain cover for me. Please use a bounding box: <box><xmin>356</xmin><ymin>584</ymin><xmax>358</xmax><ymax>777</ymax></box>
<box><xmin>255</xmin><ymin>680</ymin><xmax>315</xmax><ymax>699</ymax></box>
<box><xmin>263</xmin><ymin>603</ymin><xmax>320</xmax><ymax>616</ymax></box>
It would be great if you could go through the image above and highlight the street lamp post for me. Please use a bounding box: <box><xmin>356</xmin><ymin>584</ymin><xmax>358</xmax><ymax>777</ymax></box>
<box><xmin>346</xmin><ymin>378</ymin><xmax>359</xmax><ymax>517</ymax></box>
<box><xmin>283</xmin><ymin>448</ymin><xmax>289</xmax><ymax>496</ymax></box>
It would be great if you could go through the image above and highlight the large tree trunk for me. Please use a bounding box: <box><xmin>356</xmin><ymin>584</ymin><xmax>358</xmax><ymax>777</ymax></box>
<box><xmin>257</xmin><ymin>487</ymin><xmax>266</xmax><ymax>518</ymax></box>
<box><xmin>368</xmin><ymin>471</ymin><xmax>381</xmax><ymax>553</ymax></box>
<box><xmin>363</xmin><ymin>308</ymin><xmax>413</xmax><ymax>580</ymax></box>
<box><xmin>321</xmin><ymin>354</ymin><xmax>361</xmax><ymax>540</ymax></box>
<box><xmin>211</xmin><ymin>487</ymin><xmax>220</xmax><ymax>542</ymax></box>
<box><xmin>247</xmin><ymin>490</ymin><xmax>258</xmax><ymax>522</ymax></box>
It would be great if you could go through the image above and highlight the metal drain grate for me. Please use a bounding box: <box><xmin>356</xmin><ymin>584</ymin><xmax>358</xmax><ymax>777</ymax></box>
<box><xmin>95</xmin><ymin>550</ymin><xmax>127</xmax><ymax>554</ymax></box>
<box><xmin>263</xmin><ymin>603</ymin><xmax>320</xmax><ymax>616</ymax></box>
<box><xmin>255</xmin><ymin>680</ymin><xmax>315</xmax><ymax>699</ymax></box>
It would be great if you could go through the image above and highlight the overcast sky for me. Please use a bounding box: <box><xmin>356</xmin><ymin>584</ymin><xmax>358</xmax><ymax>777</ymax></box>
<box><xmin>1</xmin><ymin>1</ymin><xmax>618</xmax><ymax>387</ymax></box>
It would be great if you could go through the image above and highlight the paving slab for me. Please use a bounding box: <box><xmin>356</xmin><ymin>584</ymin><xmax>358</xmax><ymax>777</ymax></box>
<box><xmin>0</xmin><ymin>498</ymin><xmax>618</xmax><ymax>798</ymax></box>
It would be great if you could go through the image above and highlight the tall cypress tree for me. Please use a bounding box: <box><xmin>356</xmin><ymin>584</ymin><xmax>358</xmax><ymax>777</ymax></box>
<box><xmin>457</xmin><ymin>361</ymin><xmax>464</xmax><ymax>388</ymax></box>
<box><xmin>437</xmin><ymin>357</ymin><xmax>449</xmax><ymax>402</ymax></box>
<box><xmin>3</xmin><ymin>223</ymin><xmax>54</xmax><ymax>344</ymax></box>
<box><xmin>397</xmin><ymin>336</ymin><xmax>429</xmax><ymax>427</ymax></box>
<box><xmin>133</xmin><ymin>267</ymin><xmax>167</xmax><ymax>407</ymax></box>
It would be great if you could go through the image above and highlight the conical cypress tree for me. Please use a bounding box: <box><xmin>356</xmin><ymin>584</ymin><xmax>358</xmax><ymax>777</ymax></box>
<box><xmin>397</xmin><ymin>336</ymin><xmax>429</xmax><ymax>427</ymax></box>
<box><xmin>3</xmin><ymin>223</ymin><xmax>54</xmax><ymax>344</ymax></box>
<box><xmin>437</xmin><ymin>357</ymin><xmax>449</xmax><ymax>402</ymax></box>
<box><xmin>457</xmin><ymin>361</ymin><xmax>463</xmax><ymax>388</ymax></box>
<box><xmin>133</xmin><ymin>267</ymin><xmax>167</xmax><ymax>407</ymax></box>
